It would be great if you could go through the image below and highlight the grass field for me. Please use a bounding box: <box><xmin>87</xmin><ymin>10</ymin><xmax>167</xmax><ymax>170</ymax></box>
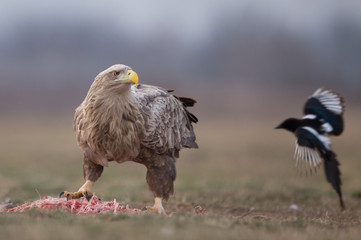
<box><xmin>1</xmin><ymin>107</ymin><xmax>361</xmax><ymax>240</ymax></box>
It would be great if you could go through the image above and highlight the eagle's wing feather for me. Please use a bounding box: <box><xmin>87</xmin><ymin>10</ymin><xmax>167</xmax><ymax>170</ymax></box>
<box><xmin>133</xmin><ymin>84</ymin><xmax>198</xmax><ymax>157</ymax></box>
<box><xmin>74</xmin><ymin>104</ymin><xmax>88</xmax><ymax>150</ymax></box>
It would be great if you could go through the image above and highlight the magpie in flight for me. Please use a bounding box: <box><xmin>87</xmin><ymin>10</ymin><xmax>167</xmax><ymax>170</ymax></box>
<box><xmin>276</xmin><ymin>88</ymin><xmax>345</xmax><ymax>210</ymax></box>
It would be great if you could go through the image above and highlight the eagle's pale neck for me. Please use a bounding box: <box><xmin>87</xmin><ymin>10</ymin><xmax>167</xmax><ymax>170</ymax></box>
<box><xmin>99</xmin><ymin>86</ymin><xmax>138</xmax><ymax>119</ymax></box>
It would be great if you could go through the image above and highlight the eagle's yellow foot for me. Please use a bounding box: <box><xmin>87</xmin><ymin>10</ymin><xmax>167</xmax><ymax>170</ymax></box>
<box><xmin>59</xmin><ymin>180</ymin><xmax>94</xmax><ymax>201</ymax></box>
<box><xmin>59</xmin><ymin>190</ymin><xmax>92</xmax><ymax>201</ymax></box>
<box><xmin>143</xmin><ymin>197</ymin><xmax>167</xmax><ymax>216</ymax></box>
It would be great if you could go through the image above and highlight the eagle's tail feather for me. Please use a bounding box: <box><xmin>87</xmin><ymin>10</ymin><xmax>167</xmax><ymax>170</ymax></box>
<box><xmin>174</xmin><ymin>95</ymin><xmax>198</xmax><ymax>123</ymax></box>
<box><xmin>178</xmin><ymin>97</ymin><xmax>197</xmax><ymax>107</ymax></box>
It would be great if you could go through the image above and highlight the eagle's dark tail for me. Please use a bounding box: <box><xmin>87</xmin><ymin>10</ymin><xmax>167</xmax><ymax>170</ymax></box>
<box><xmin>323</xmin><ymin>150</ymin><xmax>345</xmax><ymax>210</ymax></box>
<box><xmin>178</xmin><ymin>97</ymin><xmax>197</xmax><ymax>107</ymax></box>
<box><xmin>173</xmin><ymin>95</ymin><xmax>198</xmax><ymax>124</ymax></box>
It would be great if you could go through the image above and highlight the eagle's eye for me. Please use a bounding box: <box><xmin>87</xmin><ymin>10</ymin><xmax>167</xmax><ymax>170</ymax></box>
<box><xmin>113</xmin><ymin>71</ymin><xmax>120</xmax><ymax>76</ymax></box>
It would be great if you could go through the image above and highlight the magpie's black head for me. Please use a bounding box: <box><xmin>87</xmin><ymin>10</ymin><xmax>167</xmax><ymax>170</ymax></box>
<box><xmin>275</xmin><ymin>118</ymin><xmax>300</xmax><ymax>132</ymax></box>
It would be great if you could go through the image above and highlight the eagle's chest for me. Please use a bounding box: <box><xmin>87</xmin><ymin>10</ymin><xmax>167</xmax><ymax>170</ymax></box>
<box><xmin>87</xmin><ymin>104</ymin><xmax>142</xmax><ymax>162</ymax></box>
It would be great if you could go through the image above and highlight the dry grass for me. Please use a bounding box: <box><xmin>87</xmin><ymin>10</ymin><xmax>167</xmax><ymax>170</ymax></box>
<box><xmin>1</xmin><ymin>108</ymin><xmax>361</xmax><ymax>240</ymax></box>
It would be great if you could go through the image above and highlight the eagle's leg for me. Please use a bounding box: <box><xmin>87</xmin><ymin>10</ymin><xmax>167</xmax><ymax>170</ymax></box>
<box><xmin>145</xmin><ymin>197</ymin><xmax>166</xmax><ymax>215</ymax></box>
<box><xmin>144</xmin><ymin>156</ymin><xmax>176</xmax><ymax>216</ymax></box>
<box><xmin>60</xmin><ymin>152</ymin><xmax>104</xmax><ymax>200</ymax></box>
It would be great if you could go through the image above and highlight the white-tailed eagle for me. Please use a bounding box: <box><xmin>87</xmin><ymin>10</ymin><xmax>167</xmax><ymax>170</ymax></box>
<box><xmin>60</xmin><ymin>64</ymin><xmax>198</xmax><ymax>215</ymax></box>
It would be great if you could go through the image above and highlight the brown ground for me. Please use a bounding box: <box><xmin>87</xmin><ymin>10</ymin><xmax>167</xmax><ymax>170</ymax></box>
<box><xmin>1</xmin><ymin>105</ymin><xmax>361</xmax><ymax>240</ymax></box>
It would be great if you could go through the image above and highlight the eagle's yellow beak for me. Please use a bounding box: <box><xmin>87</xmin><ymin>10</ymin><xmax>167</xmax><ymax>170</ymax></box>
<box><xmin>114</xmin><ymin>70</ymin><xmax>139</xmax><ymax>87</ymax></box>
<box><xmin>127</xmin><ymin>70</ymin><xmax>139</xmax><ymax>87</ymax></box>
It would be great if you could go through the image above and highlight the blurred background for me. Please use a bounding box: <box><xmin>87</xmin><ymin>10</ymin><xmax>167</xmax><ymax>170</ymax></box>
<box><xmin>1</xmin><ymin>1</ymin><xmax>361</xmax><ymax>238</ymax></box>
<box><xmin>1</xmin><ymin>0</ymin><xmax>361</xmax><ymax>212</ymax></box>
<box><xmin>1</xmin><ymin>0</ymin><xmax>361</xmax><ymax>117</ymax></box>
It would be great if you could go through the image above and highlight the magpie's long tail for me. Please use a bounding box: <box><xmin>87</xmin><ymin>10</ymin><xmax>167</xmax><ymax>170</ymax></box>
<box><xmin>323</xmin><ymin>151</ymin><xmax>345</xmax><ymax>210</ymax></box>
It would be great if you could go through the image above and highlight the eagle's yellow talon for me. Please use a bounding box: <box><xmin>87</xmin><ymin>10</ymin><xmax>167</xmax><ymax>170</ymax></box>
<box><xmin>145</xmin><ymin>206</ymin><xmax>167</xmax><ymax>216</ymax></box>
<box><xmin>59</xmin><ymin>190</ymin><xmax>93</xmax><ymax>201</ymax></box>
<box><xmin>144</xmin><ymin>197</ymin><xmax>167</xmax><ymax>216</ymax></box>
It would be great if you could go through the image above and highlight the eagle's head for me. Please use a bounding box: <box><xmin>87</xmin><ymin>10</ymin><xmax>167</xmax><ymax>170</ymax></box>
<box><xmin>94</xmin><ymin>64</ymin><xmax>139</xmax><ymax>94</ymax></box>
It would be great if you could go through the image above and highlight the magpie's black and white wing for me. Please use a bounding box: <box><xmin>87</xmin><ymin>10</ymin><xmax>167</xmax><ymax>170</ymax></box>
<box><xmin>294</xmin><ymin>127</ymin><xmax>331</xmax><ymax>174</ymax></box>
<box><xmin>303</xmin><ymin>88</ymin><xmax>344</xmax><ymax>135</ymax></box>
<box><xmin>295</xmin><ymin>127</ymin><xmax>344</xmax><ymax>208</ymax></box>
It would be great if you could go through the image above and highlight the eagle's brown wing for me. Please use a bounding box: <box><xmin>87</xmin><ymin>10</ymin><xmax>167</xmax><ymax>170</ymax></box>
<box><xmin>132</xmin><ymin>84</ymin><xmax>198</xmax><ymax>157</ymax></box>
<box><xmin>74</xmin><ymin>104</ymin><xmax>87</xmax><ymax>150</ymax></box>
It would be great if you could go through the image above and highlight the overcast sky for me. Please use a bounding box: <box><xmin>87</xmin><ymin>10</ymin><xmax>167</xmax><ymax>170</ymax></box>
<box><xmin>1</xmin><ymin>0</ymin><xmax>361</xmax><ymax>113</ymax></box>
<box><xmin>1</xmin><ymin>0</ymin><xmax>360</xmax><ymax>47</ymax></box>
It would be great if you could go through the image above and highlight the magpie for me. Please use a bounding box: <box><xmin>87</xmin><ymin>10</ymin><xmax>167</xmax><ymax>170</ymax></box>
<box><xmin>276</xmin><ymin>88</ymin><xmax>345</xmax><ymax>210</ymax></box>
